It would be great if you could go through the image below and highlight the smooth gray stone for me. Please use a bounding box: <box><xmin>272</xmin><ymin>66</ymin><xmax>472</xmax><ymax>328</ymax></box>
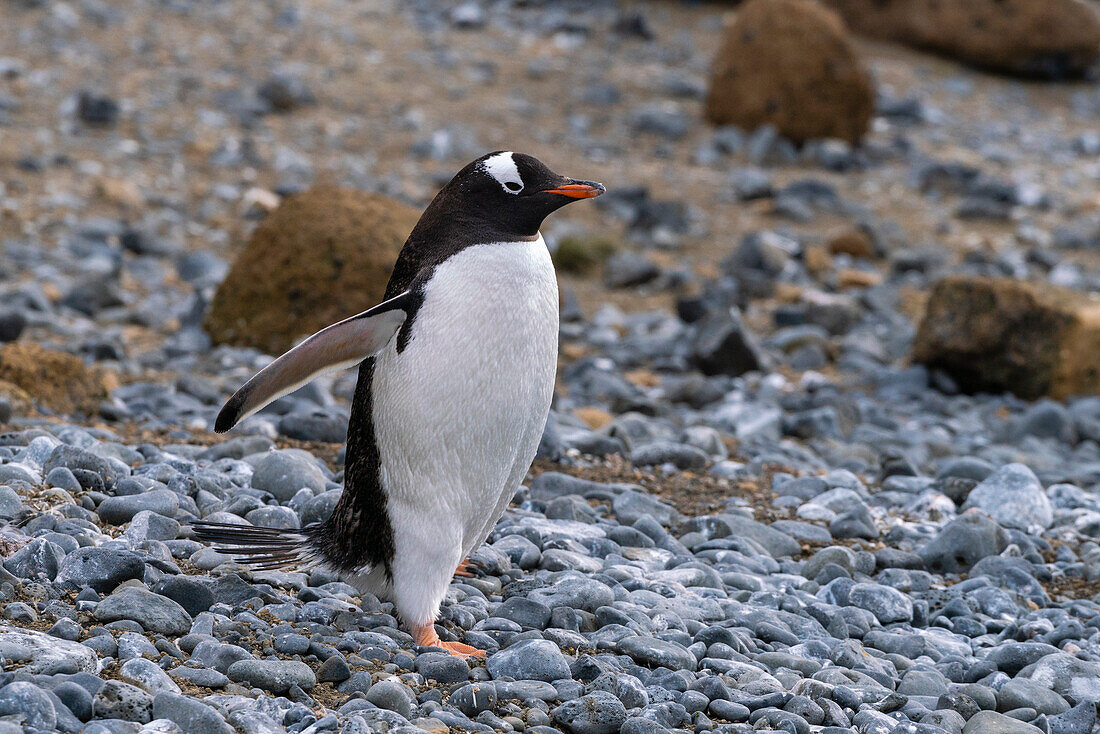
<box><xmin>94</xmin><ymin>588</ymin><xmax>191</xmax><ymax>636</ymax></box>
<box><xmin>227</xmin><ymin>659</ymin><xmax>316</xmax><ymax>694</ymax></box>
<box><xmin>152</xmin><ymin>692</ymin><xmax>233</xmax><ymax>734</ymax></box>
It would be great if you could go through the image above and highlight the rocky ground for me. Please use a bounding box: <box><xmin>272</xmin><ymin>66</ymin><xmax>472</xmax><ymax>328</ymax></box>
<box><xmin>2</xmin><ymin>1</ymin><xmax>1100</xmax><ymax>734</ymax></box>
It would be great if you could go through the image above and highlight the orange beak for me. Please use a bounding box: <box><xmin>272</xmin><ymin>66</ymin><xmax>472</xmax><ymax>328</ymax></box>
<box><xmin>542</xmin><ymin>180</ymin><xmax>605</xmax><ymax>199</ymax></box>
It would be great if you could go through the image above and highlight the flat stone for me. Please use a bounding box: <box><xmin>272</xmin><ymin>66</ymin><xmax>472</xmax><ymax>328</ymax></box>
<box><xmin>0</xmin><ymin>624</ymin><xmax>97</xmax><ymax>674</ymax></box>
<box><xmin>363</xmin><ymin>679</ymin><xmax>413</xmax><ymax>719</ymax></box>
<box><xmin>97</xmin><ymin>489</ymin><xmax>179</xmax><ymax>525</ymax></box>
<box><xmin>152</xmin><ymin>692</ymin><xmax>233</xmax><ymax>734</ymax></box>
<box><xmin>188</xmin><ymin>641</ymin><xmax>254</xmax><ymax>674</ymax></box>
<box><xmin>168</xmin><ymin>668</ymin><xmax>230</xmax><ymax>689</ymax></box>
<box><xmin>618</xmin><ymin>636</ymin><xmax>698</xmax><ymax>672</ymax></box>
<box><xmin>92</xmin><ymin>680</ymin><xmax>153</xmax><ymax>724</ymax></box>
<box><xmin>962</xmin><ymin>710</ymin><xmax>1043</xmax><ymax>734</ymax></box>
<box><xmin>487</xmin><ymin>639</ymin><xmax>570</xmax><ymax>682</ymax></box>
<box><xmin>848</xmin><ymin>582</ymin><xmax>914</xmax><ymax>624</ymax></box>
<box><xmin>1022</xmin><ymin>653</ymin><xmax>1100</xmax><ymax>703</ymax></box>
<box><xmin>2</xmin><ymin>537</ymin><xmax>65</xmax><ymax>580</ymax></box>
<box><xmin>120</xmin><ymin>657</ymin><xmax>182</xmax><ymax>695</ymax></box>
<box><xmin>94</xmin><ymin>587</ymin><xmax>192</xmax><ymax>636</ymax></box>
<box><xmin>125</xmin><ymin>510</ymin><xmax>181</xmax><ymax>541</ymax></box>
<box><xmin>227</xmin><ymin>659</ymin><xmax>316</xmax><ymax>693</ymax></box>
<box><xmin>998</xmin><ymin>678</ymin><xmax>1069</xmax><ymax>716</ymax></box>
<box><xmin>918</xmin><ymin>514</ymin><xmax>1008</xmax><ymax>574</ymax></box>
<box><xmin>249</xmin><ymin>450</ymin><xmax>327</xmax><ymax>502</ymax></box>
<box><xmin>0</xmin><ymin>681</ymin><xmax>57</xmax><ymax>731</ymax></box>
<box><xmin>416</xmin><ymin>652</ymin><xmax>469</xmax><ymax>683</ymax></box>
<box><xmin>552</xmin><ymin>691</ymin><xmax>628</xmax><ymax>734</ymax></box>
<box><xmin>56</xmin><ymin>546</ymin><xmax>146</xmax><ymax>593</ymax></box>
<box><xmin>963</xmin><ymin>463</ymin><xmax>1052</xmax><ymax>530</ymax></box>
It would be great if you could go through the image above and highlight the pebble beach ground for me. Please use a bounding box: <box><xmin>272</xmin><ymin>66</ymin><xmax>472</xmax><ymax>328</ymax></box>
<box><xmin>2</xmin><ymin>1</ymin><xmax>1100</xmax><ymax>734</ymax></box>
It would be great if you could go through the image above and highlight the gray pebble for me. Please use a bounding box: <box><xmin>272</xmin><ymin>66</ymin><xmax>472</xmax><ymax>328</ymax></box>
<box><xmin>94</xmin><ymin>587</ymin><xmax>192</xmax><ymax>636</ymax></box>
<box><xmin>552</xmin><ymin>691</ymin><xmax>628</xmax><ymax>734</ymax></box>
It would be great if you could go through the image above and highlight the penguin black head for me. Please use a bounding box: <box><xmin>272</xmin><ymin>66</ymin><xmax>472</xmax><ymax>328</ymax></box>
<box><xmin>442</xmin><ymin>151</ymin><xmax>605</xmax><ymax>238</ymax></box>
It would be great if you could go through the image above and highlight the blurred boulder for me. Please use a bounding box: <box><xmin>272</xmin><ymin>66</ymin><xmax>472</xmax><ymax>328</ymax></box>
<box><xmin>912</xmin><ymin>275</ymin><xmax>1100</xmax><ymax>399</ymax></box>
<box><xmin>704</xmin><ymin>0</ymin><xmax>874</xmax><ymax>145</ymax></box>
<box><xmin>76</xmin><ymin>90</ymin><xmax>119</xmax><ymax>126</ymax></box>
<box><xmin>823</xmin><ymin>0</ymin><xmax>1100</xmax><ymax>80</ymax></box>
<box><xmin>205</xmin><ymin>185</ymin><xmax>418</xmax><ymax>355</ymax></box>
<box><xmin>257</xmin><ymin>70</ymin><xmax>315</xmax><ymax>112</ymax></box>
<box><xmin>692</xmin><ymin>311</ymin><xmax>764</xmax><ymax>377</ymax></box>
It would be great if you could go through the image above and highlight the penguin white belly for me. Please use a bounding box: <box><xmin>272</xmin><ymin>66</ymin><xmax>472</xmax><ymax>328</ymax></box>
<box><xmin>369</xmin><ymin>236</ymin><xmax>558</xmax><ymax>625</ymax></box>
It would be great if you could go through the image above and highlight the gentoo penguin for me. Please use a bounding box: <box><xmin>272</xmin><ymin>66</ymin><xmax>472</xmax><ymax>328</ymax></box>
<box><xmin>193</xmin><ymin>152</ymin><xmax>603</xmax><ymax>657</ymax></box>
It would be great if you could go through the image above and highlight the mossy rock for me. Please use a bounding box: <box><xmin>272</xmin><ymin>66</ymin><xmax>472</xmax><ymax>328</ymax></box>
<box><xmin>205</xmin><ymin>185</ymin><xmax>420</xmax><ymax>355</ymax></box>
<box><xmin>0</xmin><ymin>342</ymin><xmax>113</xmax><ymax>416</ymax></box>
<box><xmin>822</xmin><ymin>0</ymin><xmax>1100</xmax><ymax>80</ymax></box>
<box><xmin>704</xmin><ymin>0</ymin><xmax>874</xmax><ymax>145</ymax></box>
<box><xmin>912</xmin><ymin>275</ymin><xmax>1100</xmax><ymax>399</ymax></box>
<box><xmin>552</xmin><ymin>237</ymin><xmax>619</xmax><ymax>275</ymax></box>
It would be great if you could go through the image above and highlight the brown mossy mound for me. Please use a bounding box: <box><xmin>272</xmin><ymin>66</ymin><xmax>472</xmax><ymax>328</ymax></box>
<box><xmin>0</xmin><ymin>342</ymin><xmax>112</xmax><ymax>415</ymax></box>
<box><xmin>552</xmin><ymin>236</ymin><xmax>619</xmax><ymax>275</ymax></box>
<box><xmin>822</xmin><ymin>0</ymin><xmax>1100</xmax><ymax>80</ymax></box>
<box><xmin>205</xmin><ymin>185</ymin><xmax>420</xmax><ymax>355</ymax></box>
<box><xmin>912</xmin><ymin>275</ymin><xmax>1100</xmax><ymax>400</ymax></box>
<box><xmin>704</xmin><ymin>0</ymin><xmax>874</xmax><ymax>145</ymax></box>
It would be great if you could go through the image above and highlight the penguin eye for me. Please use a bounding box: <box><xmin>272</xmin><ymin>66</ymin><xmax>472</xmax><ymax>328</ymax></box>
<box><xmin>504</xmin><ymin>181</ymin><xmax>522</xmax><ymax>193</ymax></box>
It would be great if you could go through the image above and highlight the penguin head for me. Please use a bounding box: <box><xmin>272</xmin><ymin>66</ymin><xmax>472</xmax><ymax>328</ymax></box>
<box><xmin>447</xmin><ymin>151</ymin><xmax>605</xmax><ymax>237</ymax></box>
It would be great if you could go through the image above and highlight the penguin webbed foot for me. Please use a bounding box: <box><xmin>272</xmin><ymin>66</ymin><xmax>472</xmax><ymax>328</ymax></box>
<box><xmin>413</xmin><ymin>622</ymin><xmax>486</xmax><ymax>658</ymax></box>
<box><xmin>453</xmin><ymin>557</ymin><xmax>484</xmax><ymax>578</ymax></box>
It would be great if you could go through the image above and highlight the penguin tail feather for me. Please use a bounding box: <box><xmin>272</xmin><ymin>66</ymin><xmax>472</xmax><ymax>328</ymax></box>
<box><xmin>190</xmin><ymin>521</ymin><xmax>323</xmax><ymax>571</ymax></box>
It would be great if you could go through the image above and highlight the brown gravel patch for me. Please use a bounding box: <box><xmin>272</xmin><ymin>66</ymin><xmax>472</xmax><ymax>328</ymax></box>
<box><xmin>1043</xmin><ymin>575</ymin><xmax>1100</xmax><ymax>603</ymax></box>
<box><xmin>529</xmin><ymin>455</ymin><xmax>780</xmax><ymax>519</ymax></box>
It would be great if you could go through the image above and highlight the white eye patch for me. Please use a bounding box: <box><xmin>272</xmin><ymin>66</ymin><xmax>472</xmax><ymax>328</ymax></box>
<box><xmin>481</xmin><ymin>151</ymin><xmax>524</xmax><ymax>194</ymax></box>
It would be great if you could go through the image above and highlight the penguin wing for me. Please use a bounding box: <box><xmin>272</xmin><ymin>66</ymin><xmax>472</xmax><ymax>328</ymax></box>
<box><xmin>214</xmin><ymin>290</ymin><xmax>412</xmax><ymax>432</ymax></box>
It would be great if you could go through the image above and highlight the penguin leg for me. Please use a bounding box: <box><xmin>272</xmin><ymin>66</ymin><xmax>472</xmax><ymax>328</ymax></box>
<box><xmin>389</xmin><ymin>507</ymin><xmax>484</xmax><ymax>657</ymax></box>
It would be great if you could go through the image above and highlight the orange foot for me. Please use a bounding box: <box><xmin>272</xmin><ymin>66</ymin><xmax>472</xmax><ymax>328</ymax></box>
<box><xmin>454</xmin><ymin>558</ymin><xmax>476</xmax><ymax>578</ymax></box>
<box><xmin>413</xmin><ymin>623</ymin><xmax>486</xmax><ymax>658</ymax></box>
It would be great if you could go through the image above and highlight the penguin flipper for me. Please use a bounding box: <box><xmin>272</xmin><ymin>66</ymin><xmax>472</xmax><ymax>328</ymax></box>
<box><xmin>214</xmin><ymin>290</ymin><xmax>412</xmax><ymax>433</ymax></box>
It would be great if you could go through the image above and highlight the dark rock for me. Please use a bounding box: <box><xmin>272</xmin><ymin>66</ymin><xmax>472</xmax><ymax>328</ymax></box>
<box><xmin>918</xmin><ymin>514</ymin><xmax>1009</xmax><ymax>573</ymax></box>
<box><xmin>692</xmin><ymin>313</ymin><xmax>764</xmax><ymax>377</ymax></box>
<box><xmin>0</xmin><ymin>311</ymin><xmax>26</xmax><ymax>342</ymax></box>
<box><xmin>56</xmin><ymin>547</ymin><xmax>146</xmax><ymax>593</ymax></box>
<box><xmin>77</xmin><ymin>90</ymin><xmax>119</xmax><ymax>125</ymax></box>
<box><xmin>257</xmin><ymin>71</ymin><xmax>315</xmax><ymax>112</ymax></box>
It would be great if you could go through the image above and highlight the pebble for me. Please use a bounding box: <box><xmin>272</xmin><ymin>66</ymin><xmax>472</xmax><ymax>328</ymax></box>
<box><xmin>618</xmin><ymin>636</ymin><xmax>698</xmax><ymax>672</ymax></box>
<box><xmin>0</xmin><ymin>681</ymin><xmax>57</xmax><ymax>731</ymax></box>
<box><xmin>0</xmin><ymin>624</ymin><xmax>97</xmax><ymax>674</ymax></box>
<box><xmin>92</xmin><ymin>680</ymin><xmax>153</xmax><ymax>724</ymax></box>
<box><xmin>962</xmin><ymin>711</ymin><xmax>1044</xmax><ymax>733</ymax></box>
<box><xmin>487</xmin><ymin>639</ymin><xmax>570</xmax><ymax>682</ymax></box>
<box><xmin>249</xmin><ymin>450</ymin><xmax>328</xmax><ymax>501</ymax></box>
<box><xmin>363</xmin><ymin>679</ymin><xmax>414</xmax><ymax>719</ymax></box>
<box><xmin>227</xmin><ymin>659</ymin><xmax>317</xmax><ymax>693</ymax></box>
<box><xmin>963</xmin><ymin>463</ymin><xmax>1053</xmax><ymax>530</ymax></box>
<box><xmin>97</xmin><ymin>489</ymin><xmax>180</xmax><ymax>525</ymax></box>
<box><xmin>93</xmin><ymin>587</ymin><xmax>192</xmax><ymax>636</ymax></box>
<box><xmin>552</xmin><ymin>691</ymin><xmax>628</xmax><ymax>734</ymax></box>
<box><xmin>152</xmin><ymin>692</ymin><xmax>234</xmax><ymax>734</ymax></box>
